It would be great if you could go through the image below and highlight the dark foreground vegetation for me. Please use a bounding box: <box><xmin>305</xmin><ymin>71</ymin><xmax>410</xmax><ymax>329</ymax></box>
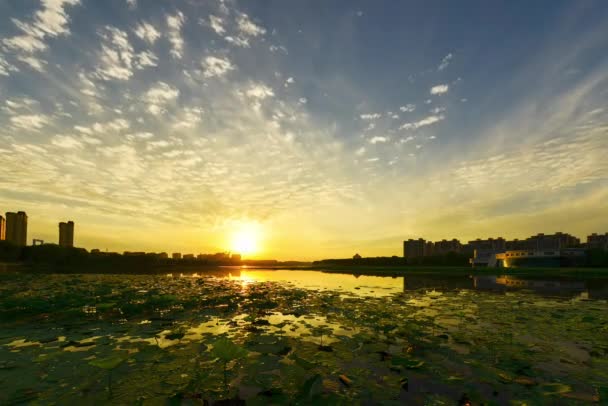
<box><xmin>1</xmin><ymin>272</ymin><xmax>608</xmax><ymax>404</ymax></box>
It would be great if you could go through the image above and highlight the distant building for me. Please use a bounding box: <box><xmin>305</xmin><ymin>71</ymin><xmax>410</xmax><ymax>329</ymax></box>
<box><xmin>505</xmin><ymin>238</ymin><xmax>528</xmax><ymax>250</ymax></box>
<box><xmin>231</xmin><ymin>253</ymin><xmax>242</xmax><ymax>261</ymax></box>
<box><xmin>5</xmin><ymin>211</ymin><xmax>27</xmax><ymax>246</ymax></box>
<box><xmin>467</xmin><ymin>237</ymin><xmax>506</xmax><ymax>252</ymax></box>
<box><xmin>183</xmin><ymin>254</ymin><xmax>195</xmax><ymax>260</ymax></box>
<box><xmin>0</xmin><ymin>215</ymin><xmax>5</xmax><ymax>241</ymax></box>
<box><xmin>403</xmin><ymin>238</ymin><xmax>426</xmax><ymax>258</ymax></box>
<box><xmin>353</xmin><ymin>253</ymin><xmax>362</xmax><ymax>259</ymax></box>
<box><xmin>503</xmin><ymin>232</ymin><xmax>579</xmax><ymax>251</ymax></box>
<box><xmin>58</xmin><ymin>221</ymin><xmax>74</xmax><ymax>247</ymax></box>
<box><xmin>497</xmin><ymin>248</ymin><xmax>586</xmax><ymax>268</ymax></box>
<box><xmin>587</xmin><ymin>233</ymin><xmax>608</xmax><ymax>250</ymax></box>
<box><xmin>525</xmin><ymin>232</ymin><xmax>579</xmax><ymax>250</ymax></box>
<box><xmin>470</xmin><ymin>249</ymin><xmax>502</xmax><ymax>268</ymax></box>
<box><xmin>172</xmin><ymin>253</ymin><xmax>182</xmax><ymax>260</ymax></box>
<box><xmin>433</xmin><ymin>238</ymin><xmax>462</xmax><ymax>255</ymax></box>
<box><xmin>157</xmin><ymin>252</ymin><xmax>168</xmax><ymax>259</ymax></box>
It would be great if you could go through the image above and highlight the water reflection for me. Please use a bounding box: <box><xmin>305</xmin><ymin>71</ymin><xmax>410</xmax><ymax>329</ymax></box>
<box><xmin>3</xmin><ymin>271</ymin><xmax>608</xmax><ymax>404</ymax></box>
<box><xmin>173</xmin><ymin>268</ymin><xmax>608</xmax><ymax>299</ymax></box>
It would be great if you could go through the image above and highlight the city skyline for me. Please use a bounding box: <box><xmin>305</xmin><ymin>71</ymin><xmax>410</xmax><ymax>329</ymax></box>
<box><xmin>1</xmin><ymin>1</ymin><xmax>608</xmax><ymax>259</ymax></box>
<box><xmin>2</xmin><ymin>208</ymin><xmax>606</xmax><ymax>260</ymax></box>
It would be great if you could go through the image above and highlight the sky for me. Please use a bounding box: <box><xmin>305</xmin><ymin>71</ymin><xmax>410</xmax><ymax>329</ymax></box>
<box><xmin>1</xmin><ymin>0</ymin><xmax>607</xmax><ymax>260</ymax></box>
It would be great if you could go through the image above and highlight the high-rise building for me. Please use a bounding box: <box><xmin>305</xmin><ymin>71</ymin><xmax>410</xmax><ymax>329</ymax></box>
<box><xmin>587</xmin><ymin>233</ymin><xmax>608</xmax><ymax>250</ymax></box>
<box><xmin>433</xmin><ymin>238</ymin><xmax>462</xmax><ymax>255</ymax></box>
<box><xmin>5</xmin><ymin>211</ymin><xmax>27</xmax><ymax>246</ymax></box>
<box><xmin>523</xmin><ymin>232</ymin><xmax>580</xmax><ymax>250</ymax></box>
<box><xmin>403</xmin><ymin>238</ymin><xmax>426</xmax><ymax>258</ymax></box>
<box><xmin>0</xmin><ymin>215</ymin><xmax>5</xmax><ymax>241</ymax></box>
<box><xmin>59</xmin><ymin>221</ymin><xmax>75</xmax><ymax>247</ymax></box>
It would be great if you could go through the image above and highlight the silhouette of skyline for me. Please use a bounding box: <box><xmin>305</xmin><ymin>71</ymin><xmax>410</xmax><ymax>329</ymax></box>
<box><xmin>1</xmin><ymin>208</ymin><xmax>606</xmax><ymax>264</ymax></box>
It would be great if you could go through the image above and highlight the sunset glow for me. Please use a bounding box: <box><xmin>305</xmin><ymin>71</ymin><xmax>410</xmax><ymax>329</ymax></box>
<box><xmin>230</xmin><ymin>223</ymin><xmax>262</xmax><ymax>256</ymax></box>
<box><xmin>0</xmin><ymin>1</ymin><xmax>606</xmax><ymax>260</ymax></box>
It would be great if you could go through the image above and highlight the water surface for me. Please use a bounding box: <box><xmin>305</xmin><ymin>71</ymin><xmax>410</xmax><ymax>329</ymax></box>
<box><xmin>1</xmin><ymin>269</ymin><xmax>607</xmax><ymax>404</ymax></box>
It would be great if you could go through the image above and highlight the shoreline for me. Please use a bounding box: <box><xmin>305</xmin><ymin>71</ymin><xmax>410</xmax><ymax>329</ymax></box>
<box><xmin>2</xmin><ymin>261</ymin><xmax>607</xmax><ymax>278</ymax></box>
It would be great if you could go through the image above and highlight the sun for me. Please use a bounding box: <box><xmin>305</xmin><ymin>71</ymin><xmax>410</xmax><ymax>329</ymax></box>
<box><xmin>230</xmin><ymin>223</ymin><xmax>262</xmax><ymax>256</ymax></box>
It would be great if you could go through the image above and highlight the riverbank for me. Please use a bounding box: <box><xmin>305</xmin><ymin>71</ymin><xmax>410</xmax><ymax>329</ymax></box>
<box><xmin>5</xmin><ymin>260</ymin><xmax>608</xmax><ymax>279</ymax></box>
<box><xmin>307</xmin><ymin>265</ymin><xmax>608</xmax><ymax>278</ymax></box>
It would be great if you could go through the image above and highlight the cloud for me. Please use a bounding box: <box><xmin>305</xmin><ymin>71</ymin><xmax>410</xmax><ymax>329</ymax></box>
<box><xmin>74</xmin><ymin>118</ymin><xmax>130</xmax><ymax>134</ymax></box>
<box><xmin>172</xmin><ymin>107</ymin><xmax>203</xmax><ymax>129</ymax></box>
<box><xmin>224</xmin><ymin>36</ymin><xmax>250</xmax><ymax>47</ymax></box>
<box><xmin>166</xmin><ymin>11</ymin><xmax>185</xmax><ymax>59</ymax></box>
<box><xmin>126</xmin><ymin>0</ymin><xmax>136</xmax><ymax>9</ymax></box>
<box><xmin>202</xmin><ymin>55</ymin><xmax>235</xmax><ymax>78</ymax></box>
<box><xmin>219</xmin><ymin>13</ymin><xmax>267</xmax><ymax>48</ymax></box>
<box><xmin>135</xmin><ymin>50</ymin><xmax>158</xmax><ymax>69</ymax></box>
<box><xmin>143</xmin><ymin>82</ymin><xmax>179</xmax><ymax>114</ymax></box>
<box><xmin>430</xmin><ymin>84</ymin><xmax>449</xmax><ymax>95</ymax></box>
<box><xmin>95</xmin><ymin>26</ymin><xmax>135</xmax><ymax>80</ymax></box>
<box><xmin>146</xmin><ymin>140</ymin><xmax>171</xmax><ymax>150</ymax></box>
<box><xmin>0</xmin><ymin>56</ymin><xmax>19</xmax><ymax>76</ymax></box>
<box><xmin>399</xmin><ymin>114</ymin><xmax>445</xmax><ymax>130</ymax></box>
<box><xmin>3</xmin><ymin>97</ymin><xmax>39</xmax><ymax>113</ymax></box>
<box><xmin>437</xmin><ymin>53</ymin><xmax>453</xmax><ymax>71</ymax></box>
<box><xmin>355</xmin><ymin>146</ymin><xmax>366</xmax><ymax>156</ymax></box>
<box><xmin>284</xmin><ymin>77</ymin><xmax>294</xmax><ymax>87</ymax></box>
<box><xmin>237</xmin><ymin>14</ymin><xmax>266</xmax><ymax>37</ymax></box>
<box><xmin>16</xmin><ymin>55</ymin><xmax>47</xmax><ymax>71</ymax></box>
<box><xmin>125</xmin><ymin>132</ymin><xmax>154</xmax><ymax>141</ymax></box>
<box><xmin>3</xmin><ymin>34</ymin><xmax>46</xmax><ymax>53</ymax></box>
<box><xmin>1</xmin><ymin>0</ymin><xmax>80</xmax><ymax>65</ymax></box>
<box><xmin>298</xmin><ymin>97</ymin><xmax>307</xmax><ymax>104</ymax></box>
<box><xmin>430</xmin><ymin>106</ymin><xmax>446</xmax><ymax>114</ymax></box>
<box><xmin>93</xmin><ymin>26</ymin><xmax>156</xmax><ymax>80</ymax></box>
<box><xmin>399</xmin><ymin>104</ymin><xmax>415</xmax><ymax>112</ymax></box>
<box><xmin>10</xmin><ymin>114</ymin><xmax>50</xmax><ymax>131</ymax></box>
<box><xmin>360</xmin><ymin>113</ymin><xmax>381</xmax><ymax>120</ymax></box>
<box><xmin>269</xmin><ymin>45</ymin><xmax>288</xmax><ymax>54</ymax></box>
<box><xmin>207</xmin><ymin>15</ymin><xmax>225</xmax><ymax>35</ymax></box>
<box><xmin>78</xmin><ymin>72</ymin><xmax>100</xmax><ymax>97</ymax></box>
<box><xmin>52</xmin><ymin>135</ymin><xmax>83</xmax><ymax>149</ymax></box>
<box><xmin>17</xmin><ymin>0</ymin><xmax>80</xmax><ymax>38</ymax></box>
<box><xmin>369</xmin><ymin>136</ymin><xmax>388</xmax><ymax>144</ymax></box>
<box><xmin>245</xmin><ymin>83</ymin><xmax>274</xmax><ymax>100</ymax></box>
<box><xmin>134</xmin><ymin>22</ymin><xmax>160</xmax><ymax>44</ymax></box>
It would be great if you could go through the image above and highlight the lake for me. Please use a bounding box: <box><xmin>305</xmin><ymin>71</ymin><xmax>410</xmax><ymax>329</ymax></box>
<box><xmin>1</xmin><ymin>269</ymin><xmax>607</xmax><ymax>404</ymax></box>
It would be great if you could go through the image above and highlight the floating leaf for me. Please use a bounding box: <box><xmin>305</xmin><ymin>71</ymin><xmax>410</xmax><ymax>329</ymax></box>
<box><xmin>211</xmin><ymin>338</ymin><xmax>248</xmax><ymax>362</ymax></box>
<box><xmin>89</xmin><ymin>355</ymin><xmax>125</xmax><ymax>370</ymax></box>
<box><xmin>298</xmin><ymin>374</ymin><xmax>323</xmax><ymax>401</ymax></box>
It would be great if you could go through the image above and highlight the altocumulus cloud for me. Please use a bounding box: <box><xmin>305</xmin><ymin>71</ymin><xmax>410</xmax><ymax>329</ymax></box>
<box><xmin>430</xmin><ymin>84</ymin><xmax>449</xmax><ymax>95</ymax></box>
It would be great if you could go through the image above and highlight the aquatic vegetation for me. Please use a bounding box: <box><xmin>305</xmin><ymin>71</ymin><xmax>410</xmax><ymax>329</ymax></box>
<box><xmin>0</xmin><ymin>271</ymin><xmax>607</xmax><ymax>404</ymax></box>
